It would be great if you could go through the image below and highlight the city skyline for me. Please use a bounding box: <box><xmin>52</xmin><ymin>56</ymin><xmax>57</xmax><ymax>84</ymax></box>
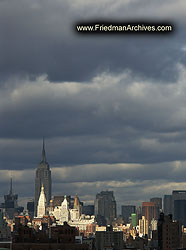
<box><xmin>1</xmin><ymin>0</ymin><xmax>186</xmax><ymax>211</ymax></box>
<box><xmin>0</xmin><ymin>159</ymin><xmax>184</xmax><ymax>216</ymax></box>
<box><xmin>1</xmin><ymin>137</ymin><xmax>186</xmax><ymax>213</ymax></box>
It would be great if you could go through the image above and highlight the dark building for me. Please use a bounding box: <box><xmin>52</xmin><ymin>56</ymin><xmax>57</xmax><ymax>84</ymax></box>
<box><xmin>27</xmin><ymin>200</ymin><xmax>34</xmax><ymax>218</ymax></box>
<box><xmin>163</xmin><ymin>195</ymin><xmax>172</xmax><ymax>215</ymax></box>
<box><xmin>35</xmin><ymin>138</ymin><xmax>51</xmax><ymax>215</ymax></box>
<box><xmin>4</xmin><ymin>178</ymin><xmax>23</xmax><ymax>220</ymax></box>
<box><xmin>0</xmin><ymin>208</ymin><xmax>11</xmax><ymax>240</ymax></box>
<box><xmin>53</xmin><ymin>195</ymin><xmax>74</xmax><ymax>208</ymax></box>
<box><xmin>150</xmin><ymin>197</ymin><xmax>162</xmax><ymax>210</ymax></box>
<box><xmin>158</xmin><ymin>213</ymin><xmax>182</xmax><ymax>250</ymax></box>
<box><xmin>136</xmin><ymin>206</ymin><xmax>142</xmax><ymax>223</ymax></box>
<box><xmin>96</xmin><ymin>225</ymin><xmax>123</xmax><ymax>250</ymax></box>
<box><xmin>121</xmin><ymin>205</ymin><xmax>136</xmax><ymax>224</ymax></box>
<box><xmin>172</xmin><ymin>190</ymin><xmax>186</xmax><ymax>220</ymax></box>
<box><xmin>12</xmin><ymin>220</ymin><xmax>88</xmax><ymax>250</ymax></box>
<box><xmin>82</xmin><ymin>205</ymin><xmax>94</xmax><ymax>216</ymax></box>
<box><xmin>174</xmin><ymin>199</ymin><xmax>186</xmax><ymax>227</ymax></box>
<box><xmin>94</xmin><ymin>191</ymin><xmax>117</xmax><ymax>225</ymax></box>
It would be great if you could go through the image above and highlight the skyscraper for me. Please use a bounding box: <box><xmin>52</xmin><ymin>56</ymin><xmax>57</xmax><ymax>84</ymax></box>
<box><xmin>121</xmin><ymin>205</ymin><xmax>136</xmax><ymax>223</ymax></box>
<box><xmin>142</xmin><ymin>202</ymin><xmax>159</xmax><ymax>224</ymax></box>
<box><xmin>163</xmin><ymin>195</ymin><xmax>172</xmax><ymax>215</ymax></box>
<box><xmin>139</xmin><ymin>216</ymin><xmax>149</xmax><ymax>236</ymax></box>
<box><xmin>34</xmin><ymin>138</ymin><xmax>51</xmax><ymax>215</ymax></box>
<box><xmin>172</xmin><ymin>190</ymin><xmax>186</xmax><ymax>220</ymax></box>
<box><xmin>174</xmin><ymin>200</ymin><xmax>186</xmax><ymax>227</ymax></box>
<box><xmin>4</xmin><ymin>178</ymin><xmax>24</xmax><ymax>219</ymax></box>
<box><xmin>94</xmin><ymin>191</ymin><xmax>116</xmax><ymax>225</ymax></box>
<box><xmin>150</xmin><ymin>197</ymin><xmax>162</xmax><ymax>210</ymax></box>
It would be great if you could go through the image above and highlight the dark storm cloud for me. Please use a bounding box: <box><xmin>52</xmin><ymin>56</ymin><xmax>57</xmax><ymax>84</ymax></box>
<box><xmin>1</xmin><ymin>0</ymin><xmax>186</xmax><ymax>205</ymax></box>
<box><xmin>0</xmin><ymin>0</ymin><xmax>185</xmax><ymax>83</ymax></box>
<box><xmin>1</xmin><ymin>66</ymin><xmax>186</xmax><ymax>170</ymax></box>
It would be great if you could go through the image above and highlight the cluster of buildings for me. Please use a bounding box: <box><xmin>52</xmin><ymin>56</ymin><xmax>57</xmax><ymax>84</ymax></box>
<box><xmin>1</xmin><ymin>140</ymin><xmax>186</xmax><ymax>249</ymax></box>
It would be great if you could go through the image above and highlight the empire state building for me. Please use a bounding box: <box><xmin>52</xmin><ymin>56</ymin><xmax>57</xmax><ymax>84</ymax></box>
<box><xmin>34</xmin><ymin>138</ymin><xmax>51</xmax><ymax>215</ymax></box>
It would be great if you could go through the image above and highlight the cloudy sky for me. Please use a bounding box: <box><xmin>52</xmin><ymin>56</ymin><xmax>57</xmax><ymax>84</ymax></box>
<box><xmin>1</xmin><ymin>0</ymin><xmax>186</xmax><ymax>213</ymax></box>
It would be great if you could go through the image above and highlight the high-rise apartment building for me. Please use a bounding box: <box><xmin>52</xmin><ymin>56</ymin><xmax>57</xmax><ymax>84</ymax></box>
<box><xmin>94</xmin><ymin>191</ymin><xmax>116</xmax><ymax>225</ymax></box>
<box><xmin>35</xmin><ymin>138</ymin><xmax>51</xmax><ymax>215</ymax></box>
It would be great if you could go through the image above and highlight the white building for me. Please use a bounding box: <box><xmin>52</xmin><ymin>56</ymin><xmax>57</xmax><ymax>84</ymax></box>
<box><xmin>139</xmin><ymin>216</ymin><xmax>148</xmax><ymax>237</ymax></box>
<box><xmin>37</xmin><ymin>184</ymin><xmax>46</xmax><ymax>218</ymax></box>
<box><xmin>50</xmin><ymin>194</ymin><xmax>95</xmax><ymax>230</ymax></box>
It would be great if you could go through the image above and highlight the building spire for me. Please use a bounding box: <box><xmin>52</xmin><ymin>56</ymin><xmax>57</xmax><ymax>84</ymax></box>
<box><xmin>42</xmin><ymin>137</ymin><xmax>46</xmax><ymax>163</ymax></box>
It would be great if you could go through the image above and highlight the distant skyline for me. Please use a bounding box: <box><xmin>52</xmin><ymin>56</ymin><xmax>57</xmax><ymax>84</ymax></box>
<box><xmin>1</xmin><ymin>0</ymin><xmax>186</xmax><ymax>211</ymax></box>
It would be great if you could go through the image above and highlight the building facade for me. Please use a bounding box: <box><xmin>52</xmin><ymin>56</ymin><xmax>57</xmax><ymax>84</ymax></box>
<box><xmin>142</xmin><ymin>202</ymin><xmax>159</xmax><ymax>224</ymax></box>
<box><xmin>150</xmin><ymin>197</ymin><xmax>162</xmax><ymax>210</ymax></box>
<box><xmin>139</xmin><ymin>216</ymin><xmax>149</xmax><ymax>236</ymax></box>
<box><xmin>95</xmin><ymin>225</ymin><xmax>123</xmax><ymax>250</ymax></box>
<box><xmin>50</xmin><ymin>194</ymin><xmax>96</xmax><ymax>234</ymax></box>
<box><xmin>163</xmin><ymin>195</ymin><xmax>172</xmax><ymax>215</ymax></box>
<box><xmin>174</xmin><ymin>199</ymin><xmax>186</xmax><ymax>227</ymax></box>
<box><xmin>94</xmin><ymin>191</ymin><xmax>116</xmax><ymax>225</ymax></box>
<box><xmin>3</xmin><ymin>178</ymin><xmax>23</xmax><ymax>220</ymax></box>
<box><xmin>158</xmin><ymin>213</ymin><xmax>182</xmax><ymax>250</ymax></box>
<box><xmin>172</xmin><ymin>190</ymin><xmax>186</xmax><ymax>220</ymax></box>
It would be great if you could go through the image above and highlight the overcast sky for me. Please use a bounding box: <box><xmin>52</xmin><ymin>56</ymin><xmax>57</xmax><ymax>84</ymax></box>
<box><xmin>1</xmin><ymin>0</ymin><xmax>186</xmax><ymax>213</ymax></box>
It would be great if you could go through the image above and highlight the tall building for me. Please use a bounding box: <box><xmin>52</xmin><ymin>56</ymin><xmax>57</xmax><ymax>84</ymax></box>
<box><xmin>27</xmin><ymin>200</ymin><xmax>34</xmax><ymax>218</ymax></box>
<box><xmin>149</xmin><ymin>218</ymin><xmax>158</xmax><ymax>239</ymax></box>
<box><xmin>139</xmin><ymin>216</ymin><xmax>149</xmax><ymax>236</ymax></box>
<box><xmin>174</xmin><ymin>200</ymin><xmax>186</xmax><ymax>227</ymax></box>
<box><xmin>0</xmin><ymin>209</ymin><xmax>11</xmax><ymax>240</ymax></box>
<box><xmin>94</xmin><ymin>191</ymin><xmax>116</xmax><ymax>225</ymax></box>
<box><xmin>136</xmin><ymin>206</ymin><xmax>142</xmax><ymax>222</ymax></box>
<box><xmin>163</xmin><ymin>195</ymin><xmax>172</xmax><ymax>215</ymax></box>
<box><xmin>35</xmin><ymin>138</ymin><xmax>51</xmax><ymax>215</ymax></box>
<box><xmin>172</xmin><ymin>190</ymin><xmax>186</xmax><ymax>220</ymax></box>
<box><xmin>158</xmin><ymin>213</ymin><xmax>182</xmax><ymax>250</ymax></box>
<box><xmin>150</xmin><ymin>197</ymin><xmax>162</xmax><ymax>210</ymax></box>
<box><xmin>131</xmin><ymin>213</ymin><xmax>137</xmax><ymax>227</ymax></box>
<box><xmin>142</xmin><ymin>202</ymin><xmax>159</xmax><ymax>224</ymax></box>
<box><xmin>4</xmin><ymin>178</ymin><xmax>23</xmax><ymax>220</ymax></box>
<box><xmin>121</xmin><ymin>205</ymin><xmax>136</xmax><ymax>223</ymax></box>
